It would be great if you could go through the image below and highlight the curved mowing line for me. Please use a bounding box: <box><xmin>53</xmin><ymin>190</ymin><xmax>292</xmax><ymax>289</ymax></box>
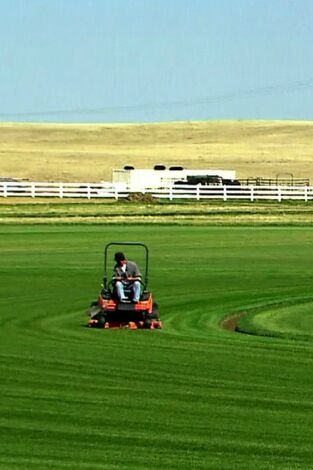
<box><xmin>221</xmin><ymin>296</ymin><xmax>313</xmax><ymax>340</ymax></box>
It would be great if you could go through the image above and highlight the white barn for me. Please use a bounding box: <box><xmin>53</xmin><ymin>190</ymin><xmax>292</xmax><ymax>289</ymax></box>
<box><xmin>112</xmin><ymin>166</ymin><xmax>236</xmax><ymax>190</ymax></box>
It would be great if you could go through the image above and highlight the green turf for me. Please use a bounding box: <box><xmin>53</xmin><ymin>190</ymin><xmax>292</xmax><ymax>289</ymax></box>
<box><xmin>1</xmin><ymin>225</ymin><xmax>313</xmax><ymax>469</ymax></box>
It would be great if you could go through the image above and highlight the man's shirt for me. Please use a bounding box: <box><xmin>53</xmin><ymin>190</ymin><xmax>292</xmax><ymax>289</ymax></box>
<box><xmin>113</xmin><ymin>260</ymin><xmax>141</xmax><ymax>280</ymax></box>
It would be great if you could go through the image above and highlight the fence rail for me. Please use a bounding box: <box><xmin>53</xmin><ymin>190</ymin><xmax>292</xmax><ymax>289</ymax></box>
<box><xmin>0</xmin><ymin>181</ymin><xmax>313</xmax><ymax>202</ymax></box>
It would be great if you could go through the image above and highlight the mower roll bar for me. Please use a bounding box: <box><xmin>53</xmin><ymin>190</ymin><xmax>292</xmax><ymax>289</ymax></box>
<box><xmin>103</xmin><ymin>242</ymin><xmax>149</xmax><ymax>291</ymax></box>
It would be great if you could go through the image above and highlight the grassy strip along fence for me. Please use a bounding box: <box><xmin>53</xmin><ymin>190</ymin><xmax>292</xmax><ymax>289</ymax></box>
<box><xmin>0</xmin><ymin>200</ymin><xmax>312</xmax><ymax>225</ymax></box>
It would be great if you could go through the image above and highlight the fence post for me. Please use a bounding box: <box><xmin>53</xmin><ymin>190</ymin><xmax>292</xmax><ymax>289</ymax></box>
<box><xmin>278</xmin><ymin>186</ymin><xmax>282</xmax><ymax>202</ymax></box>
<box><xmin>114</xmin><ymin>186</ymin><xmax>119</xmax><ymax>201</ymax></box>
<box><xmin>59</xmin><ymin>183</ymin><xmax>64</xmax><ymax>199</ymax></box>
<box><xmin>31</xmin><ymin>182</ymin><xmax>36</xmax><ymax>198</ymax></box>
<box><xmin>304</xmin><ymin>186</ymin><xmax>308</xmax><ymax>202</ymax></box>
<box><xmin>196</xmin><ymin>184</ymin><xmax>200</xmax><ymax>201</ymax></box>
<box><xmin>223</xmin><ymin>186</ymin><xmax>227</xmax><ymax>202</ymax></box>
<box><xmin>3</xmin><ymin>182</ymin><xmax>8</xmax><ymax>198</ymax></box>
<box><xmin>86</xmin><ymin>183</ymin><xmax>91</xmax><ymax>200</ymax></box>
<box><xmin>250</xmin><ymin>186</ymin><xmax>254</xmax><ymax>202</ymax></box>
<box><xmin>169</xmin><ymin>184</ymin><xmax>173</xmax><ymax>201</ymax></box>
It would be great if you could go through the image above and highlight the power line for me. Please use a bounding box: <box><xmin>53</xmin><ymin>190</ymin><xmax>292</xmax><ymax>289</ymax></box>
<box><xmin>0</xmin><ymin>78</ymin><xmax>313</xmax><ymax>118</ymax></box>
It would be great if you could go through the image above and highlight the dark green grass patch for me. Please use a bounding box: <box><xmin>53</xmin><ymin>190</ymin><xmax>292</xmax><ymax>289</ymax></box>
<box><xmin>0</xmin><ymin>199</ymin><xmax>312</xmax><ymax>225</ymax></box>
<box><xmin>1</xmin><ymin>225</ymin><xmax>313</xmax><ymax>469</ymax></box>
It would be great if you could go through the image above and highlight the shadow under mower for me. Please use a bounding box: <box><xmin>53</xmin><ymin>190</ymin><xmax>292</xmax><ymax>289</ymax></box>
<box><xmin>87</xmin><ymin>242</ymin><xmax>162</xmax><ymax>330</ymax></box>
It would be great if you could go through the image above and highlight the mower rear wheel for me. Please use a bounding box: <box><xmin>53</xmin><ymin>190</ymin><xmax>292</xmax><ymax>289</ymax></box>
<box><xmin>150</xmin><ymin>302</ymin><xmax>160</xmax><ymax>320</ymax></box>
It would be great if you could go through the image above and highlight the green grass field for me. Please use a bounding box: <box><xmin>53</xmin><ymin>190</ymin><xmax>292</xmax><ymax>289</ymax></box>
<box><xmin>1</xmin><ymin>224</ymin><xmax>313</xmax><ymax>469</ymax></box>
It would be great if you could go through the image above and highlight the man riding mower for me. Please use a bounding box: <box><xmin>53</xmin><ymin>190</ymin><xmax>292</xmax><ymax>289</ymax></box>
<box><xmin>86</xmin><ymin>242</ymin><xmax>162</xmax><ymax>329</ymax></box>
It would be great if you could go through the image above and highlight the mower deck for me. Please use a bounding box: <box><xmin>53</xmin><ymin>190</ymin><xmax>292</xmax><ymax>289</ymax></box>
<box><xmin>88</xmin><ymin>319</ymin><xmax>163</xmax><ymax>329</ymax></box>
<box><xmin>87</xmin><ymin>296</ymin><xmax>162</xmax><ymax>330</ymax></box>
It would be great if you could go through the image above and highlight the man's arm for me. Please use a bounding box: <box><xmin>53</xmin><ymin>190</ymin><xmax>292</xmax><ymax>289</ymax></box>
<box><xmin>127</xmin><ymin>262</ymin><xmax>142</xmax><ymax>281</ymax></box>
<box><xmin>112</xmin><ymin>266</ymin><xmax>126</xmax><ymax>281</ymax></box>
<box><xmin>126</xmin><ymin>276</ymin><xmax>141</xmax><ymax>281</ymax></box>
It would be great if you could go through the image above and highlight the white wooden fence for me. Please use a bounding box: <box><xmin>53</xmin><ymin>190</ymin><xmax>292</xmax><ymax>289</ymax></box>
<box><xmin>0</xmin><ymin>181</ymin><xmax>312</xmax><ymax>202</ymax></box>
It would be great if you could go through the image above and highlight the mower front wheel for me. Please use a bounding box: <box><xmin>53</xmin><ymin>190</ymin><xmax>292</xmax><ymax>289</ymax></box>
<box><xmin>144</xmin><ymin>318</ymin><xmax>152</xmax><ymax>329</ymax></box>
<box><xmin>97</xmin><ymin>313</ymin><xmax>107</xmax><ymax>328</ymax></box>
<box><xmin>150</xmin><ymin>302</ymin><xmax>160</xmax><ymax>320</ymax></box>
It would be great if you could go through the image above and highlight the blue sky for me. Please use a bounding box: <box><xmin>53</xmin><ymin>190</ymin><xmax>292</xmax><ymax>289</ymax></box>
<box><xmin>1</xmin><ymin>0</ymin><xmax>313</xmax><ymax>122</ymax></box>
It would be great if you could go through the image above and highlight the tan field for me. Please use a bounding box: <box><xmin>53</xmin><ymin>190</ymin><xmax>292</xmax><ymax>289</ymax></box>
<box><xmin>0</xmin><ymin>120</ymin><xmax>313</xmax><ymax>183</ymax></box>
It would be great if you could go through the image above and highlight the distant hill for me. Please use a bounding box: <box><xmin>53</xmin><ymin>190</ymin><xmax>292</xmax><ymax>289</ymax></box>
<box><xmin>0</xmin><ymin>120</ymin><xmax>312</xmax><ymax>183</ymax></box>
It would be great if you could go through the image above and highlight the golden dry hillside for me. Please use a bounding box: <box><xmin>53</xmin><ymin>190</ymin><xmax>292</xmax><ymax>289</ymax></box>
<box><xmin>0</xmin><ymin>120</ymin><xmax>312</xmax><ymax>183</ymax></box>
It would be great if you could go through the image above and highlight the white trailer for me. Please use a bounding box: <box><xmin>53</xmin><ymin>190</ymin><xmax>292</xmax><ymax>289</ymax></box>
<box><xmin>112</xmin><ymin>167</ymin><xmax>236</xmax><ymax>190</ymax></box>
